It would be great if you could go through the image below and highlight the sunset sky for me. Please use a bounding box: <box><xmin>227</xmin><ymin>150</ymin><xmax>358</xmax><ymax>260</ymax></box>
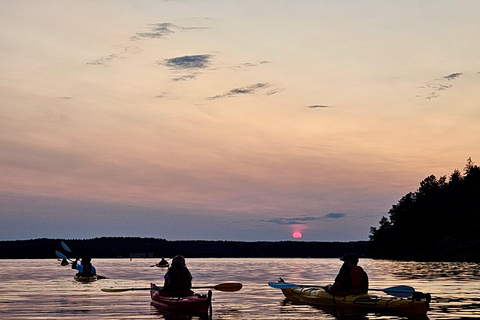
<box><xmin>1</xmin><ymin>1</ymin><xmax>480</xmax><ymax>242</ymax></box>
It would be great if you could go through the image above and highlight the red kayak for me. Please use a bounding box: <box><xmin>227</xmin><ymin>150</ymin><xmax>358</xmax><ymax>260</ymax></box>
<box><xmin>150</xmin><ymin>283</ymin><xmax>212</xmax><ymax>316</ymax></box>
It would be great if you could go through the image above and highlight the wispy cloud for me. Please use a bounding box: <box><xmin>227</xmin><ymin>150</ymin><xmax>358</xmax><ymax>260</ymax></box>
<box><xmin>207</xmin><ymin>83</ymin><xmax>270</xmax><ymax>100</ymax></box>
<box><xmin>232</xmin><ymin>60</ymin><xmax>272</xmax><ymax>69</ymax></box>
<box><xmin>444</xmin><ymin>73</ymin><xmax>462</xmax><ymax>80</ymax></box>
<box><xmin>262</xmin><ymin>213</ymin><xmax>346</xmax><ymax>225</ymax></box>
<box><xmin>88</xmin><ymin>22</ymin><xmax>207</xmax><ymax>66</ymax></box>
<box><xmin>131</xmin><ymin>23</ymin><xmax>175</xmax><ymax>40</ymax></box>
<box><xmin>131</xmin><ymin>23</ymin><xmax>207</xmax><ymax>41</ymax></box>
<box><xmin>162</xmin><ymin>54</ymin><xmax>212</xmax><ymax>69</ymax></box>
<box><xmin>418</xmin><ymin>72</ymin><xmax>463</xmax><ymax>100</ymax></box>
<box><xmin>307</xmin><ymin>105</ymin><xmax>331</xmax><ymax>109</ymax></box>
<box><xmin>87</xmin><ymin>46</ymin><xmax>141</xmax><ymax>66</ymax></box>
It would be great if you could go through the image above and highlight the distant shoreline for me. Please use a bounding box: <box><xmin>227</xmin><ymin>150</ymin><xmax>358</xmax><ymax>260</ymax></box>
<box><xmin>0</xmin><ymin>237</ymin><xmax>369</xmax><ymax>259</ymax></box>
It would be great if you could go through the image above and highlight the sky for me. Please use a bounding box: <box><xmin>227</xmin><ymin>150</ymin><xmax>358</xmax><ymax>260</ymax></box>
<box><xmin>1</xmin><ymin>0</ymin><xmax>480</xmax><ymax>242</ymax></box>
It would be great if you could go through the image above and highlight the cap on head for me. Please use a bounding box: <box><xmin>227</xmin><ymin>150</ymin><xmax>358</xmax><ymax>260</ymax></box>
<box><xmin>340</xmin><ymin>253</ymin><xmax>359</xmax><ymax>264</ymax></box>
<box><xmin>82</xmin><ymin>257</ymin><xmax>91</xmax><ymax>264</ymax></box>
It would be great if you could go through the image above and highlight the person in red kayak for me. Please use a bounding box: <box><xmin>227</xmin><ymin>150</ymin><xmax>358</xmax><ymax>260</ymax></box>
<box><xmin>326</xmin><ymin>253</ymin><xmax>369</xmax><ymax>295</ymax></box>
<box><xmin>71</xmin><ymin>257</ymin><xmax>96</xmax><ymax>276</ymax></box>
<box><xmin>158</xmin><ymin>255</ymin><xmax>193</xmax><ymax>296</ymax></box>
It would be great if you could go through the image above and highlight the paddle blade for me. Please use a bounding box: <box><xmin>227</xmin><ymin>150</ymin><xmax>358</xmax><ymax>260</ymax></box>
<box><xmin>268</xmin><ymin>282</ymin><xmax>297</xmax><ymax>289</ymax></box>
<box><xmin>212</xmin><ymin>282</ymin><xmax>242</xmax><ymax>292</ymax></box>
<box><xmin>268</xmin><ymin>281</ymin><xmax>415</xmax><ymax>298</ymax></box>
<box><xmin>381</xmin><ymin>285</ymin><xmax>415</xmax><ymax>297</ymax></box>
<box><xmin>55</xmin><ymin>251</ymin><xmax>68</xmax><ymax>260</ymax></box>
<box><xmin>61</xmin><ymin>241</ymin><xmax>72</xmax><ymax>253</ymax></box>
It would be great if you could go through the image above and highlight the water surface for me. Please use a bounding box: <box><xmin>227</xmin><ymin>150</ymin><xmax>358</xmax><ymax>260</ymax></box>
<box><xmin>0</xmin><ymin>258</ymin><xmax>478</xmax><ymax>319</ymax></box>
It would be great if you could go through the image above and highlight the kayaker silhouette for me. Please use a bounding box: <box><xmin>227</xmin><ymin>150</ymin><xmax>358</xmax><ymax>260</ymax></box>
<box><xmin>325</xmin><ymin>253</ymin><xmax>369</xmax><ymax>295</ymax></box>
<box><xmin>60</xmin><ymin>258</ymin><xmax>69</xmax><ymax>266</ymax></box>
<box><xmin>157</xmin><ymin>255</ymin><xmax>193</xmax><ymax>296</ymax></box>
<box><xmin>157</xmin><ymin>257</ymin><xmax>169</xmax><ymax>267</ymax></box>
<box><xmin>72</xmin><ymin>257</ymin><xmax>97</xmax><ymax>276</ymax></box>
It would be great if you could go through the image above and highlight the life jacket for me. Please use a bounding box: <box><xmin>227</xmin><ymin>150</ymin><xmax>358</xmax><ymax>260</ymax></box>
<box><xmin>350</xmin><ymin>265</ymin><xmax>363</xmax><ymax>294</ymax></box>
<box><xmin>80</xmin><ymin>263</ymin><xmax>93</xmax><ymax>276</ymax></box>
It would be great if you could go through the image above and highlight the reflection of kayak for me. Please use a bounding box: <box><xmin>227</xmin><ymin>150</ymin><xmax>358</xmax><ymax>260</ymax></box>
<box><xmin>281</xmin><ymin>286</ymin><xmax>430</xmax><ymax>315</ymax></box>
<box><xmin>74</xmin><ymin>274</ymin><xmax>98</xmax><ymax>283</ymax></box>
<box><xmin>150</xmin><ymin>283</ymin><xmax>212</xmax><ymax>316</ymax></box>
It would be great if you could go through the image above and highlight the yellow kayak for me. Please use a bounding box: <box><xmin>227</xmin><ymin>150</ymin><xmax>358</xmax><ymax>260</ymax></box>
<box><xmin>281</xmin><ymin>286</ymin><xmax>430</xmax><ymax>315</ymax></box>
<box><xmin>74</xmin><ymin>274</ymin><xmax>98</xmax><ymax>283</ymax></box>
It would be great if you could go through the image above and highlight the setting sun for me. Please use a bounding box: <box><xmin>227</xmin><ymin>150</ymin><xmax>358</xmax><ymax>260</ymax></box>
<box><xmin>292</xmin><ymin>231</ymin><xmax>303</xmax><ymax>239</ymax></box>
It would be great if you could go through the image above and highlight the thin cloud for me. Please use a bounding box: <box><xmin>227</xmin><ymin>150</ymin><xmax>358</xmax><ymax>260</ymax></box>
<box><xmin>131</xmin><ymin>23</ymin><xmax>175</xmax><ymax>40</ymax></box>
<box><xmin>266</xmin><ymin>88</ymin><xmax>282</xmax><ymax>96</ymax></box>
<box><xmin>444</xmin><ymin>73</ymin><xmax>462</xmax><ymax>80</ymax></box>
<box><xmin>88</xmin><ymin>22</ymin><xmax>207</xmax><ymax>66</ymax></box>
<box><xmin>324</xmin><ymin>213</ymin><xmax>345</xmax><ymax>219</ymax></box>
<box><xmin>308</xmin><ymin>105</ymin><xmax>331</xmax><ymax>109</ymax></box>
<box><xmin>162</xmin><ymin>54</ymin><xmax>212</xmax><ymax>69</ymax></box>
<box><xmin>234</xmin><ymin>60</ymin><xmax>272</xmax><ymax>69</ymax></box>
<box><xmin>87</xmin><ymin>46</ymin><xmax>141</xmax><ymax>66</ymax></box>
<box><xmin>419</xmin><ymin>72</ymin><xmax>463</xmax><ymax>100</ymax></box>
<box><xmin>263</xmin><ymin>213</ymin><xmax>346</xmax><ymax>225</ymax></box>
<box><xmin>207</xmin><ymin>83</ymin><xmax>269</xmax><ymax>100</ymax></box>
<box><xmin>130</xmin><ymin>23</ymin><xmax>207</xmax><ymax>41</ymax></box>
<box><xmin>172</xmin><ymin>74</ymin><xmax>200</xmax><ymax>81</ymax></box>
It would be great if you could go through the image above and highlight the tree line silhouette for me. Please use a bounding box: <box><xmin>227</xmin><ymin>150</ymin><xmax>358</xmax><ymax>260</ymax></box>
<box><xmin>369</xmin><ymin>158</ymin><xmax>480</xmax><ymax>262</ymax></box>
<box><xmin>0</xmin><ymin>237</ymin><xmax>368</xmax><ymax>259</ymax></box>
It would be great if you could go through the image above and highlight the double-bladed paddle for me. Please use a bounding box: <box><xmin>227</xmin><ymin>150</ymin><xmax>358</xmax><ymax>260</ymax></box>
<box><xmin>55</xmin><ymin>249</ymin><xmax>108</xmax><ymax>279</ymax></box>
<box><xmin>268</xmin><ymin>281</ymin><xmax>415</xmax><ymax>297</ymax></box>
<box><xmin>55</xmin><ymin>250</ymin><xmax>74</xmax><ymax>262</ymax></box>
<box><xmin>61</xmin><ymin>241</ymin><xmax>80</xmax><ymax>259</ymax></box>
<box><xmin>102</xmin><ymin>282</ymin><xmax>243</xmax><ymax>293</ymax></box>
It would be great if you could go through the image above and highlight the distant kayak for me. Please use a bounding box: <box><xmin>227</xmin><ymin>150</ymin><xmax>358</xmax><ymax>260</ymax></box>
<box><xmin>74</xmin><ymin>274</ymin><xmax>98</xmax><ymax>283</ymax></box>
<box><xmin>155</xmin><ymin>262</ymin><xmax>169</xmax><ymax>268</ymax></box>
<box><xmin>280</xmin><ymin>285</ymin><xmax>430</xmax><ymax>315</ymax></box>
<box><xmin>156</xmin><ymin>258</ymin><xmax>169</xmax><ymax>268</ymax></box>
<box><xmin>150</xmin><ymin>283</ymin><xmax>212</xmax><ymax>316</ymax></box>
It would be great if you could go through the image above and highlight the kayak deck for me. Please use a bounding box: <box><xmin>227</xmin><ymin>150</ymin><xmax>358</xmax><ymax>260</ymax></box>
<box><xmin>150</xmin><ymin>283</ymin><xmax>212</xmax><ymax>316</ymax></box>
<box><xmin>281</xmin><ymin>286</ymin><xmax>430</xmax><ymax>315</ymax></box>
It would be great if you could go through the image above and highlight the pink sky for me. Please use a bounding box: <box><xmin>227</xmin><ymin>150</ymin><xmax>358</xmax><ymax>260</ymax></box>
<box><xmin>1</xmin><ymin>1</ymin><xmax>480</xmax><ymax>241</ymax></box>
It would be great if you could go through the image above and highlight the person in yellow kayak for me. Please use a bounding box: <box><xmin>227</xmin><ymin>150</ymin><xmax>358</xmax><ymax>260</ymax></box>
<box><xmin>157</xmin><ymin>255</ymin><xmax>193</xmax><ymax>296</ymax></box>
<box><xmin>326</xmin><ymin>253</ymin><xmax>369</xmax><ymax>295</ymax></box>
<box><xmin>71</xmin><ymin>257</ymin><xmax>96</xmax><ymax>276</ymax></box>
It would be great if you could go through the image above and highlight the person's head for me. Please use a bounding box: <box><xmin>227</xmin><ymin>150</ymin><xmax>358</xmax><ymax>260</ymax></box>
<box><xmin>340</xmin><ymin>253</ymin><xmax>359</xmax><ymax>265</ymax></box>
<box><xmin>172</xmin><ymin>255</ymin><xmax>186</xmax><ymax>267</ymax></box>
<box><xmin>82</xmin><ymin>257</ymin><xmax>91</xmax><ymax>265</ymax></box>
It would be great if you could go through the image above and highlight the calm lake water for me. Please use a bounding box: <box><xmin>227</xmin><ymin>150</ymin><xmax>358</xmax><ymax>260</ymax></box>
<box><xmin>0</xmin><ymin>258</ymin><xmax>479</xmax><ymax>319</ymax></box>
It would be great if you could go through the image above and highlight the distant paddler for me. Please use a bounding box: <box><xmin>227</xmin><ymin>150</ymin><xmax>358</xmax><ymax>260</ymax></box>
<box><xmin>156</xmin><ymin>257</ymin><xmax>169</xmax><ymax>268</ymax></box>
<box><xmin>72</xmin><ymin>257</ymin><xmax>98</xmax><ymax>282</ymax></box>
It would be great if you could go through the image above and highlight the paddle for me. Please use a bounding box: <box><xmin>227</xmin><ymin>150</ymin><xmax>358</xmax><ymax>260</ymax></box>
<box><xmin>56</xmin><ymin>250</ymin><xmax>108</xmax><ymax>279</ymax></box>
<box><xmin>268</xmin><ymin>282</ymin><xmax>415</xmax><ymax>297</ymax></box>
<box><xmin>55</xmin><ymin>250</ymin><xmax>74</xmax><ymax>262</ymax></box>
<box><xmin>61</xmin><ymin>241</ymin><xmax>80</xmax><ymax>259</ymax></box>
<box><xmin>102</xmin><ymin>282</ymin><xmax>243</xmax><ymax>293</ymax></box>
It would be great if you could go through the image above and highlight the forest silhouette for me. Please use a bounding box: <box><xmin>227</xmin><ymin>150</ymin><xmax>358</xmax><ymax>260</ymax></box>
<box><xmin>369</xmin><ymin>158</ymin><xmax>480</xmax><ymax>262</ymax></box>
